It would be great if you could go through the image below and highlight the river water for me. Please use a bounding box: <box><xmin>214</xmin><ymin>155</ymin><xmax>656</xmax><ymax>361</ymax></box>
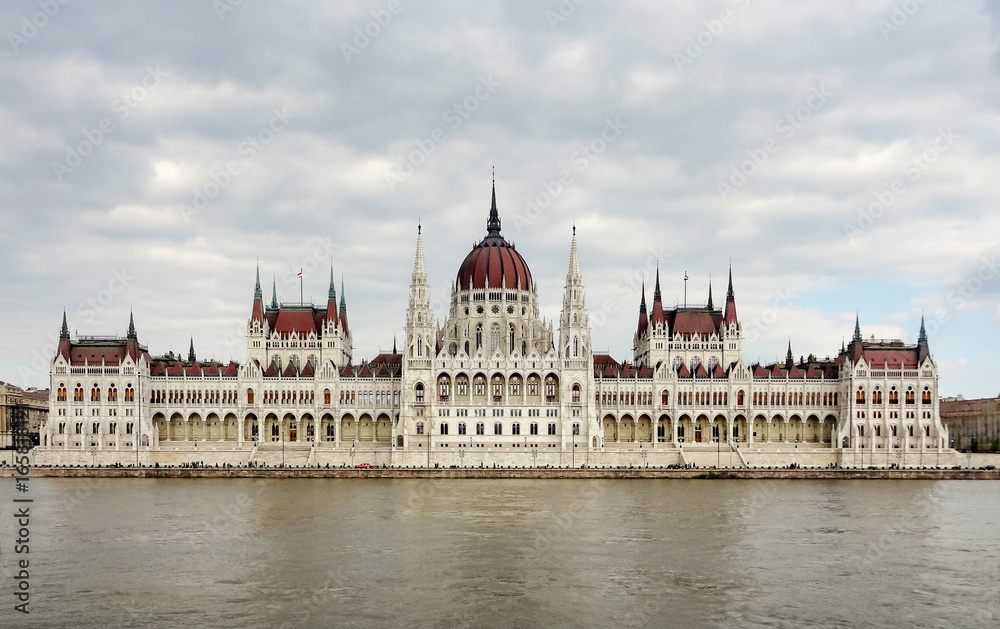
<box><xmin>1</xmin><ymin>479</ymin><xmax>998</xmax><ymax>628</ymax></box>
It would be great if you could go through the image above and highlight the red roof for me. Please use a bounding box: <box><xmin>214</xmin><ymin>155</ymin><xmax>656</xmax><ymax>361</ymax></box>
<box><xmin>456</xmin><ymin>239</ymin><xmax>532</xmax><ymax>290</ymax></box>
<box><xmin>69</xmin><ymin>345</ymin><xmax>126</xmax><ymax>366</ymax></box>
<box><xmin>594</xmin><ymin>354</ymin><xmax>620</xmax><ymax>369</ymax></box>
<box><xmin>667</xmin><ymin>310</ymin><xmax>723</xmax><ymax>339</ymax></box>
<box><xmin>859</xmin><ymin>349</ymin><xmax>918</xmax><ymax>369</ymax></box>
<box><xmin>273</xmin><ymin>310</ymin><xmax>319</xmax><ymax>338</ymax></box>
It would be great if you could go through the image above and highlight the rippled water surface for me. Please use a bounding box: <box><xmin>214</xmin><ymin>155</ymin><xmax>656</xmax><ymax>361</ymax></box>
<box><xmin>2</xmin><ymin>479</ymin><xmax>998</xmax><ymax>628</ymax></box>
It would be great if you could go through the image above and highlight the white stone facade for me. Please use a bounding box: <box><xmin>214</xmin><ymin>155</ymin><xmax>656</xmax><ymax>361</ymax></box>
<box><xmin>35</xmin><ymin>188</ymin><xmax>952</xmax><ymax>468</ymax></box>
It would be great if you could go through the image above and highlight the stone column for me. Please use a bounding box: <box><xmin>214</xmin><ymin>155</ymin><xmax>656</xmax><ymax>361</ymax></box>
<box><xmin>184</xmin><ymin>418</ymin><xmax>190</xmax><ymax>442</ymax></box>
<box><xmin>238</xmin><ymin>416</ymin><xmax>244</xmax><ymax>445</ymax></box>
<box><xmin>314</xmin><ymin>415</ymin><xmax>321</xmax><ymax>445</ymax></box>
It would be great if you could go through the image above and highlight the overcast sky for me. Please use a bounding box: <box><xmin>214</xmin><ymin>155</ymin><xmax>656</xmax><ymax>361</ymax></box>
<box><xmin>1</xmin><ymin>0</ymin><xmax>998</xmax><ymax>398</ymax></box>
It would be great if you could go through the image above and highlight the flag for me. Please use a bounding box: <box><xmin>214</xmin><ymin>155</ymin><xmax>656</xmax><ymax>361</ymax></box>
<box><xmin>297</xmin><ymin>270</ymin><xmax>303</xmax><ymax>278</ymax></box>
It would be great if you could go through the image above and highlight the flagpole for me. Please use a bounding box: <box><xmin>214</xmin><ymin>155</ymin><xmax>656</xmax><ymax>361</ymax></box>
<box><xmin>299</xmin><ymin>269</ymin><xmax>303</xmax><ymax>305</ymax></box>
<box><xmin>683</xmin><ymin>271</ymin><xmax>688</xmax><ymax>308</ymax></box>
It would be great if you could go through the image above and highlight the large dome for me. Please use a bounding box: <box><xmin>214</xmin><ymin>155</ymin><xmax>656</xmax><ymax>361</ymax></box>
<box><xmin>455</xmin><ymin>184</ymin><xmax>533</xmax><ymax>291</ymax></box>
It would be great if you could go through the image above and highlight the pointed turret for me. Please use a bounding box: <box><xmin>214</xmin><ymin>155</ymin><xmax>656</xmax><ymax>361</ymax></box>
<box><xmin>271</xmin><ymin>277</ymin><xmax>279</xmax><ymax>309</ymax></box>
<box><xmin>636</xmin><ymin>281</ymin><xmax>649</xmax><ymax>337</ymax></box>
<box><xmin>127</xmin><ymin>310</ymin><xmax>136</xmax><ymax>340</ymax></box>
<box><xmin>785</xmin><ymin>339</ymin><xmax>794</xmax><ymax>369</ymax></box>
<box><xmin>393</xmin><ymin>336</ymin><xmax>397</xmax><ymax>354</ymax></box>
<box><xmin>559</xmin><ymin>224</ymin><xmax>590</xmax><ymax>360</ymax></box>
<box><xmin>723</xmin><ymin>264</ymin><xmax>738</xmax><ymax>326</ymax></box>
<box><xmin>917</xmin><ymin>314</ymin><xmax>930</xmax><ymax>363</ymax></box>
<box><xmin>649</xmin><ymin>265</ymin><xmax>665</xmax><ymax>327</ymax></box>
<box><xmin>339</xmin><ymin>279</ymin><xmax>349</xmax><ymax>336</ymax></box>
<box><xmin>251</xmin><ymin>264</ymin><xmax>265</xmax><ymax>324</ymax></box>
<box><xmin>707</xmin><ymin>278</ymin><xmax>714</xmax><ymax>310</ymax></box>
<box><xmin>254</xmin><ymin>262</ymin><xmax>262</xmax><ymax>300</ymax></box>
<box><xmin>487</xmin><ymin>173</ymin><xmax>501</xmax><ymax>237</ymax></box>
<box><xmin>57</xmin><ymin>309</ymin><xmax>72</xmax><ymax>361</ymax></box>
<box><xmin>852</xmin><ymin>313</ymin><xmax>862</xmax><ymax>344</ymax></box>
<box><xmin>188</xmin><ymin>337</ymin><xmax>196</xmax><ymax>363</ymax></box>
<box><xmin>326</xmin><ymin>263</ymin><xmax>339</xmax><ymax>328</ymax></box>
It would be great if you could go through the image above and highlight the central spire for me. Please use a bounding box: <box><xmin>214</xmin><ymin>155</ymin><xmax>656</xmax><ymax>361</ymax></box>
<box><xmin>487</xmin><ymin>171</ymin><xmax>501</xmax><ymax>237</ymax></box>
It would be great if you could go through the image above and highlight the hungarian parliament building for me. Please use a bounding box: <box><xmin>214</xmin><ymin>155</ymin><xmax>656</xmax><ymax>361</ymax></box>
<box><xmin>36</xmin><ymin>184</ymin><xmax>953</xmax><ymax>468</ymax></box>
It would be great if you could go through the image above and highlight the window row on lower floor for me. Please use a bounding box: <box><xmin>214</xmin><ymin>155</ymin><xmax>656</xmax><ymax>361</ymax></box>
<box><xmin>416</xmin><ymin>422</ymin><xmax>582</xmax><ymax>436</ymax></box>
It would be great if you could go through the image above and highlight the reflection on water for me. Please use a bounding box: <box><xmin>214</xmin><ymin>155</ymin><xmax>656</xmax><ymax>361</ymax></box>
<box><xmin>2</xmin><ymin>479</ymin><xmax>998</xmax><ymax>628</ymax></box>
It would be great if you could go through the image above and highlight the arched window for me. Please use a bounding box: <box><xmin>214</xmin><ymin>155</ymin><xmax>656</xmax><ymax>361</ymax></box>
<box><xmin>247</xmin><ymin>389</ymin><xmax>255</xmax><ymax>405</ymax></box>
<box><xmin>662</xmin><ymin>389</ymin><xmax>669</xmax><ymax>405</ymax></box>
<box><xmin>458</xmin><ymin>422</ymin><xmax>467</xmax><ymax>435</ymax></box>
<box><xmin>416</xmin><ymin>422</ymin><xmax>424</xmax><ymax>435</ymax></box>
<box><xmin>476</xmin><ymin>422</ymin><xmax>485</xmax><ymax>435</ymax></box>
<box><xmin>440</xmin><ymin>422</ymin><xmax>449</xmax><ymax>435</ymax></box>
<box><xmin>57</xmin><ymin>385</ymin><xmax>67</xmax><ymax>402</ymax></box>
<box><xmin>91</xmin><ymin>385</ymin><xmax>101</xmax><ymax>402</ymax></box>
<box><xmin>494</xmin><ymin>422</ymin><xmax>502</xmax><ymax>435</ymax></box>
<box><xmin>512</xmin><ymin>422</ymin><xmax>520</xmax><ymax>435</ymax></box>
<box><xmin>491</xmin><ymin>324</ymin><xmax>500</xmax><ymax>354</ymax></box>
<box><xmin>415</xmin><ymin>383</ymin><xmax>425</xmax><ymax>404</ymax></box>
<box><xmin>324</xmin><ymin>389</ymin><xmax>331</xmax><ymax>405</ymax></box>
<box><xmin>476</xmin><ymin>325</ymin><xmax>483</xmax><ymax>350</ymax></box>
<box><xmin>573</xmin><ymin>336</ymin><xmax>579</xmax><ymax>357</ymax></box>
<box><xmin>737</xmin><ymin>390</ymin><xmax>745</xmax><ymax>405</ymax></box>
<box><xmin>572</xmin><ymin>384</ymin><xmax>581</xmax><ymax>404</ymax></box>
<box><xmin>74</xmin><ymin>385</ymin><xmax>84</xmax><ymax>402</ymax></box>
<box><xmin>905</xmin><ymin>388</ymin><xmax>915</xmax><ymax>405</ymax></box>
<box><xmin>417</xmin><ymin>336</ymin><xmax>423</xmax><ymax>356</ymax></box>
<box><xmin>873</xmin><ymin>388</ymin><xmax>883</xmax><ymax>405</ymax></box>
<box><xmin>108</xmin><ymin>384</ymin><xmax>118</xmax><ymax>402</ymax></box>
<box><xmin>510</xmin><ymin>325</ymin><xmax>516</xmax><ymax>354</ymax></box>
<box><xmin>856</xmin><ymin>387</ymin><xmax>865</xmax><ymax>405</ymax></box>
<box><xmin>889</xmin><ymin>388</ymin><xmax>899</xmax><ymax>405</ymax></box>
<box><xmin>922</xmin><ymin>388</ymin><xmax>932</xmax><ymax>404</ymax></box>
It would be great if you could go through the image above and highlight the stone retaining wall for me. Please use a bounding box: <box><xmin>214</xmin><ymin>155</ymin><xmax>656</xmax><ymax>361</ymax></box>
<box><xmin>4</xmin><ymin>467</ymin><xmax>998</xmax><ymax>480</ymax></box>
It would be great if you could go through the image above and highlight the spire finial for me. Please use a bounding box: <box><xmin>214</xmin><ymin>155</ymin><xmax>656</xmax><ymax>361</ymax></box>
<box><xmin>254</xmin><ymin>260</ymin><xmax>262</xmax><ymax>300</ymax></box>
<box><xmin>918</xmin><ymin>313</ymin><xmax>928</xmax><ymax>345</ymax></box>
<box><xmin>60</xmin><ymin>309</ymin><xmax>70</xmax><ymax>340</ymax></box>
<box><xmin>653</xmin><ymin>263</ymin><xmax>661</xmax><ymax>303</ymax></box>
<box><xmin>127</xmin><ymin>310</ymin><xmax>136</xmax><ymax>340</ymax></box>
<box><xmin>707</xmin><ymin>275</ymin><xmax>714</xmax><ymax>310</ymax></box>
<box><xmin>853</xmin><ymin>312</ymin><xmax>862</xmax><ymax>344</ymax></box>
<box><xmin>786</xmin><ymin>338</ymin><xmax>794</xmax><ymax>368</ymax></box>
<box><xmin>393</xmin><ymin>336</ymin><xmax>397</xmax><ymax>354</ymax></box>
<box><xmin>726</xmin><ymin>263</ymin><xmax>735</xmax><ymax>302</ymax></box>
<box><xmin>487</xmin><ymin>172</ymin><xmax>501</xmax><ymax>237</ymax></box>
<box><xmin>271</xmin><ymin>276</ymin><xmax>278</xmax><ymax>309</ymax></box>
<box><xmin>340</xmin><ymin>277</ymin><xmax>346</xmax><ymax>309</ymax></box>
<box><xmin>188</xmin><ymin>337</ymin><xmax>196</xmax><ymax>363</ymax></box>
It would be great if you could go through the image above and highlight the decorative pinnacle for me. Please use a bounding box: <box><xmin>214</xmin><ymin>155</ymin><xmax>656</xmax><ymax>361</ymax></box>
<box><xmin>853</xmin><ymin>313</ymin><xmax>862</xmax><ymax>343</ymax></box>
<box><xmin>60</xmin><ymin>309</ymin><xmax>70</xmax><ymax>340</ymax></box>
<box><xmin>726</xmin><ymin>263</ymin><xmax>735</xmax><ymax>302</ymax></box>
<box><xmin>271</xmin><ymin>277</ymin><xmax>278</xmax><ymax>309</ymax></box>
<box><xmin>127</xmin><ymin>310</ymin><xmax>136</xmax><ymax>340</ymax></box>
<box><xmin>487</xmin><ymin>173</ymin><xmax>501</xmax><ymax>237</ymax></box>
<box><xmin>254</xmin><ymin>261</ymin><xmax>262</xmax><ymax>300</ymax></box>
<box><xmin>918</xmin><ymin>314</ymin><xmax>928</xmax><ymax>345</ymax></box>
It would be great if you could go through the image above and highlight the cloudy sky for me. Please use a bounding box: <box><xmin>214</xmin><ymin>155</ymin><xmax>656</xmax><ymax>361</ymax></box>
<box><xmin>1</xmin><ymin>0</ymin><xmax>998</xmax><ymax>398</ymax></box>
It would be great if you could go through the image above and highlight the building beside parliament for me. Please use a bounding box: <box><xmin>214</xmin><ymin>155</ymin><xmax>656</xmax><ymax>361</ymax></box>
<box><xmin>36</xmin><ymin>184</ymin><xmax>955</xmax><ymax>468</ymax></box>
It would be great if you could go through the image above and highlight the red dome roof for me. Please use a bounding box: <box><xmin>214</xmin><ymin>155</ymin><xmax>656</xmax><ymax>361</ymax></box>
<box><xmin>457</xmin><ymin>239</ymin><xmax>532</xmax><ymax>290</ymax></box>
<box><xmin>456</xmin><ymin>182</ymin><xmax>533</xmax><ymax>290</ymax></box>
